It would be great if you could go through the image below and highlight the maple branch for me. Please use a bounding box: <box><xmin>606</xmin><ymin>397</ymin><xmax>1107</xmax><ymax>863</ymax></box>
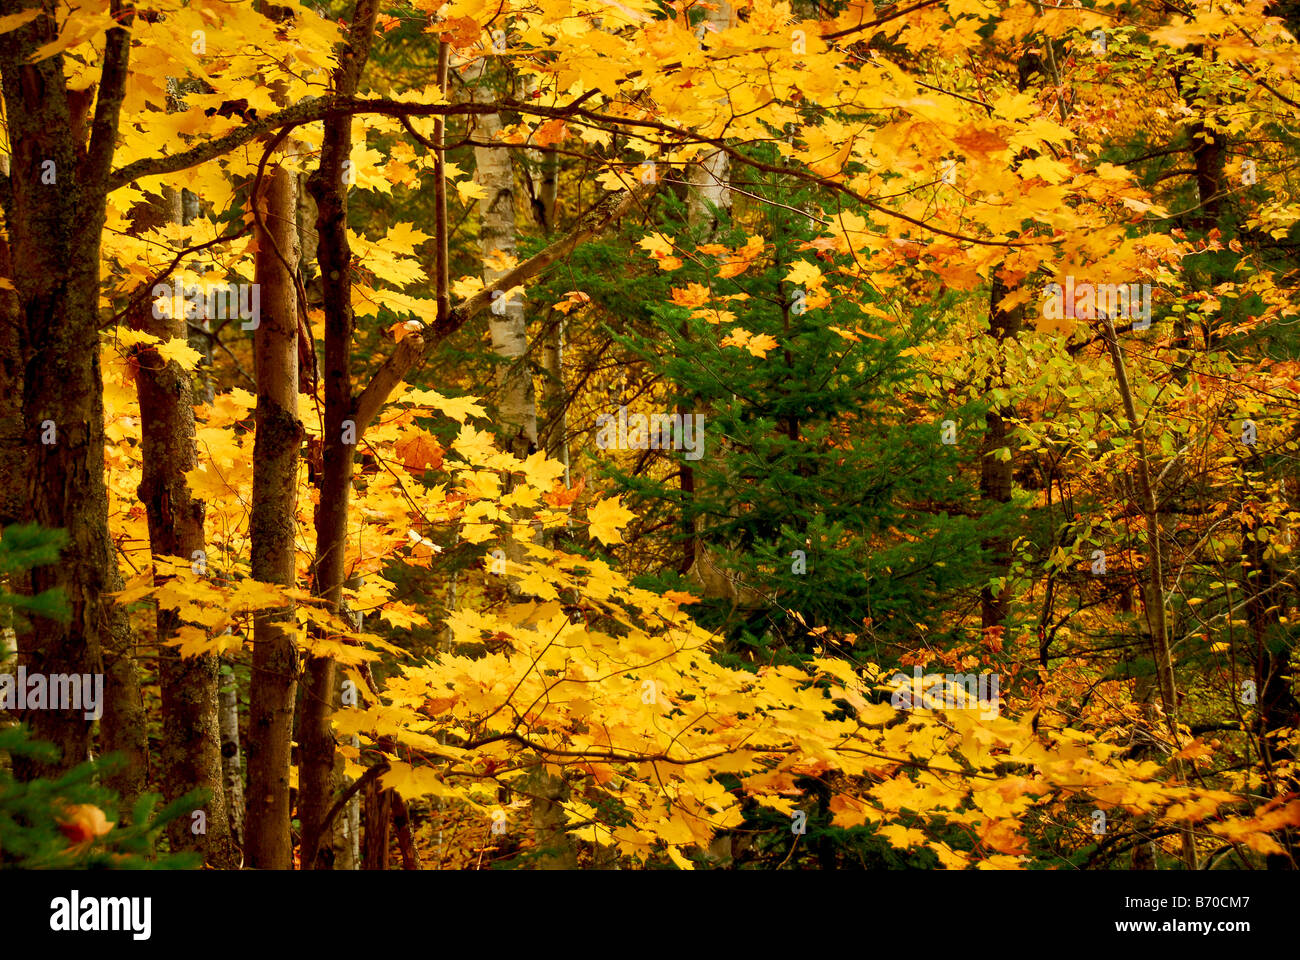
<box><xmin>434</xmin><ymin>41</ymin><xmax>451</xmax><ymax>329</ymax></box>
<box><xmin>352</xmin><ymin>180</ymin><xmax>658</xmax><ymax>434</ymax></box>
<box><xmin>308</xmin><ymin>759</ymin><xmax>390</xmax><ymax>864</ymax></box>
<box><xmin>1066</xmin><ymin>318</ymin><xmax>1138</xmax><ymax>355</ymax></box>
<box><xmin>110</xmin><ymin>96</ymin><xmax>580</xmax><ymax>190</ymax></box>
<box><xmin>83</xmin><ymin>0</ymin><xmax>133</xmax><ymax>191</ymax></box>
<box><xmin>111</xmin><ymin>97</ymin><xmax>336</xmax><ymax>189</ymax></box>
<box><xmin>553</xmin><ymin>103</ymin><xmax>1030</xmax><ymax>247</ymax></box>
<box><xmin>111</xmin><ymin>91</ymin><xmax>1024</xmax><ymax>248</ymax></box>
<box><xmin>1228</xmin><ymin>19</ymin><xmax>1300</xmax><ymax>110</ymax></box>
<box><xmin>1254</xmin><ymin>75</ymin><xmax>1300</xmax><ymax>111</ymax></box>
<box><xmin>397</xmin><ymin>113</ymin><xmax>435</xmax><ymax>150</ymax></box>
<box><xmin>822</xmin><ymin>0</ymin><xmax>948</xmax><ymax>42</ymax></box>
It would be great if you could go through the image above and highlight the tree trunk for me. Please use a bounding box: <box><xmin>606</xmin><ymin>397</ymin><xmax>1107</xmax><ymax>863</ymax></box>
<box><xmin>298</xmin><ymin>0</ymin><xmax>381</xmax><ymax>871</ymax></box>
<box><xmin>131</xmin><ymin>184</ymin><xmax>237</xmax><ymax>865</ymax></box>
<box><xmin>682</xmin><ymin>32</ymin><xmax>733</xmax><ymax>595</ymax></box>
<box><xmin>527</xmin><ymin>89</ymin><xmax>567</xmax><ymax>480</ymax></box>
<box><xmin>979</xmin><ymin>274</ymin><xmax>1022</xmax><ymax>631</ymax></box>
<box><xmin>467</xmin><ymin>60</ymin><xmax>538</xmax><ymax>461</ymax></box>
<box><xmin>245</xmin><ymin>163</ymin><xmax>303</xmax><ymax>869</ymax></box>
<box><xmin>687</xmin><ymin>0</ymin><xmax>733</xmax><ymax>233</ymax></box>
<box><xmin>0</xmin><ymin>152</ymin><xmax>24</xmax><ymax>754</ymax></box>
<box><xmin>0</xmin><ymin>153</ymin><xmax>24</xmax><ymax>531</ymax></box>
<box><xmin>392</xmin><ymin>794</ymin><xmax>422</xmax><ymax>870</ymax></box>
<box><xmin>363</xmin><ymin>779</ymin><xmax>391</xmax><ymax>870</ymax></box>
<box><xmin>218</xmin><ymin>672</ymin><xmax>245</xmax><ymax>852</ymax></box>
<box><xmin>100</xmin><ymin>571</ymin><xmax>148</xmax><ymax>812</ymax></box>
<box><xmin>466</xmin><ymin>56</ymin><xmax>576</xmax><ymax>868</ymax></box>
<box><xmin>1100</xmin><ymin>317</ymin><xmax>1197</xmax><ymax>870</ymax></box>
<box><xmin>0</xmin><ymin>3</ymin><xmax>136</xmax><ymax>781</ymax></box>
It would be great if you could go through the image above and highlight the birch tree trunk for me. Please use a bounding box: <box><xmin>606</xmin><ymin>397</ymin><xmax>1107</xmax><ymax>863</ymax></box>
<box><xmin>687</xmin><ymin>3</ymin><xmax>732</xmax><ymax>230</ymax></box>
<box><xmin>682</xmin><ymin>3</ymin><xmax>734</xmax><ymax>598</ymax></box>
<box><xmin>218</xmin><ymin>671</ymin><xmax>245</xmax><ymax>852</ymax></box>
<box><xmin>467</xmin><ymin>60</ymin><xmax>538</xmax><ymax>461</ymax></box>
<box><xmin>466</xmin><ymin>54</ymin><xmax>571</xmax><ymax>869</ymax></box>
<box><xmin>528</xmin><ymin>139</ymin><xmax>569</xmax><ymax>478</ymax></box>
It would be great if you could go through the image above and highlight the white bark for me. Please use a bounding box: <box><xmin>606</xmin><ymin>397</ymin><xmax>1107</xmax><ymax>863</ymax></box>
<box><xmin>218</xmin><ymin>673</ymin><xmax>244</xmax><ymax>848</ymax></box>
<box><xmin>462</xmin><ymin>54</ymin><xmax>573</xmax><ymax>869</ymax></box>
<box><xmin>465</xmin><ymin>57</ymin><xmax>537</xmax><ymax>461</ymax></box>
<box><xmin>683</xmin><ymin>1</ymin><xmax>737</xmax><ymax>603</ymax></box>
<box><xmin>687</xmin><ymin>1</ymin><xmax>733</xmax><ymax>232</ymax></box>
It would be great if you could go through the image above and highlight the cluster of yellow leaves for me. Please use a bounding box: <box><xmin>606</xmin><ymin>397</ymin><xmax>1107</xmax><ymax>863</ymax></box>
<box><xmin>153</xmin><ymin>379</ymin><xmax>1259</xmax><ymax>867</ymax></box>
<box><xmin>637</xmin><ymin>231</ymin><xmax>681</xmax><ymax>271</ymax></box>
<box><xmin>339</xmin><ymin>542</ymin><xmax>1282</xmax><ymax>867</ymax></box>
<box><xmin>719</xmin><ymin>328</ymin><xmax>779</xmax><ymax>358</ymax></box>
<box><xmin>99</xmin><ymin>325</ymin><xmax>1296</xmax><ymax>868</ymax></box>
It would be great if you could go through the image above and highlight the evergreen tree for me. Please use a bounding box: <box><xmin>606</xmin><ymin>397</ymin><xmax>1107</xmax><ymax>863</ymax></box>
<box><xmin>0</xmin><ymin>525</ymin><xmax>199</xmax><ymax>868</ymax></box>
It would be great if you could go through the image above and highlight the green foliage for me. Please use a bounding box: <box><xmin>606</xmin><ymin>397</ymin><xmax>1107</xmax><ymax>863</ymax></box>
<box><xmin>580</xmin><ymin>155</ymin><xmax>1016</xmax><ymax>658</ymax></box>
<box><xmin>0</xmin><ymin>726</ymin><xmax>202</xmax><ymax>869</ymax></box>
<box><xmin>0</xmin><ymin>525</ymin><xmax>71</xmax><ymax>632</ymax></box>
<box><xmin>1</xmin><ymin>523</ymin><xmax>200</xmax><ymax>869</ymax></box>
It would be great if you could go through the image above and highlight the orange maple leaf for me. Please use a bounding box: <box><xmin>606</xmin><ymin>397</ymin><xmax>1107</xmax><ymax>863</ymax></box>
<box><xmin>394</xmin><ymin>433</ymin><xmax>445</xmax><ymax>473</ymax></box>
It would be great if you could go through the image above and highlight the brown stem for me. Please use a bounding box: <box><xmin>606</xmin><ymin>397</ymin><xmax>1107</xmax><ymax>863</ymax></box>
<box><xmin>298</xmin><ymin>0</ymin><xmax>382</xmax><ymax>871</ymax></box>
<box><xmin>1099</xmin><ymin>315</ymin><xmax>1197</xmax><ymax>870</ymax></box>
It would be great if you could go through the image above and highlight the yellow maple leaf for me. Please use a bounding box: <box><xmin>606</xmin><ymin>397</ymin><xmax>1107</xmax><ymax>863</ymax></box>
<box><xmin>457</xmin><ymin>179</ymin><xmax>489</xmax><ymax>203</ymax></box>
<box><xmin>520</xmin><ymin>450</ymin><xmax>566</xmax><ymax>491</ymax></box>
<box><xmin>385</xmin><ymin>221</ymin><xmax>433</xmax><ymax>250</ymax></box>
<box><xmin>163</xmin><ymin>625</ymin><xmax>222</xmax><ymax>659</ymax></box>
<box><xmin>717</xmin><ymin>234</ymin><xmax>766</xmax><ymax>279</ymax></box>
<box><xmin>877</xmin><ymin>823</ymin><xmax>928</xmax><ymax>849</ymax></box>
<box><xmin>785</xmin><ymin>260</ymin><xmax>824</xmax><ymax>289</ymax></box>
<box><xmin>112</xmin><ymin>327</ymin><xmax>161</xmax><ymax>350</ymax></box>
<box><xmin>155</xmin><ymin>337</ymin><xmax>204</xmax><ymax>372</ymax></box>
<box><xmin>720</xmin><ymin>328</ymin><xmax>779</xmax><ymax>357</ymax></box>
<box><xmin>451</xmin><ymin>423</ymin><xmax>498</xmax><ymax>464</ymax></box>
<box><xmin>381</xmin><ymin>760</ymin><xmax>461</xmax><ymax>800</ymax></box>
<box><xmin>402</xmin><ymin>389</ymin><xmax>488</xmax><ymax>423</ymax></box>
<box><xmin>691</xmin><ymin>307</ymin><xmax>735</xmax><ymax>325</ymax></box>
<box><xmin>637</xmin><ymin>231</ymin><xmax>675</xmax><ymax>259</ymax></box>
<box><xmin>666</xmin><ymin>845</ymin><xmax>695</xmax><ymax>870</ymax></box>
<box><xmin>588</xmin><ymin>496</ymin><xmax>636</xmax><ymax>546</ymax></box>
<box><xmin>378</xmin><ymin>601</ymin><xmax>429</xmax><ymax>630</ymax></box>
<box><xmin>670</xmin><ymin>283</ymin><xmax>712</xmax><ymax>308</ymax></box>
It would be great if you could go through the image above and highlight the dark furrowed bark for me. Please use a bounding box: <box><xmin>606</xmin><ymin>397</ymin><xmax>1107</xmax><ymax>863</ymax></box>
<box><xmin>131</xmin><ymin>183</ymin><xmax>238</xmax><ymax>866</ymax></box>
<box><xmin>0</xmin><ymin>1</ymin><xmax>139</xmax><ymax>782</ymax></box>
